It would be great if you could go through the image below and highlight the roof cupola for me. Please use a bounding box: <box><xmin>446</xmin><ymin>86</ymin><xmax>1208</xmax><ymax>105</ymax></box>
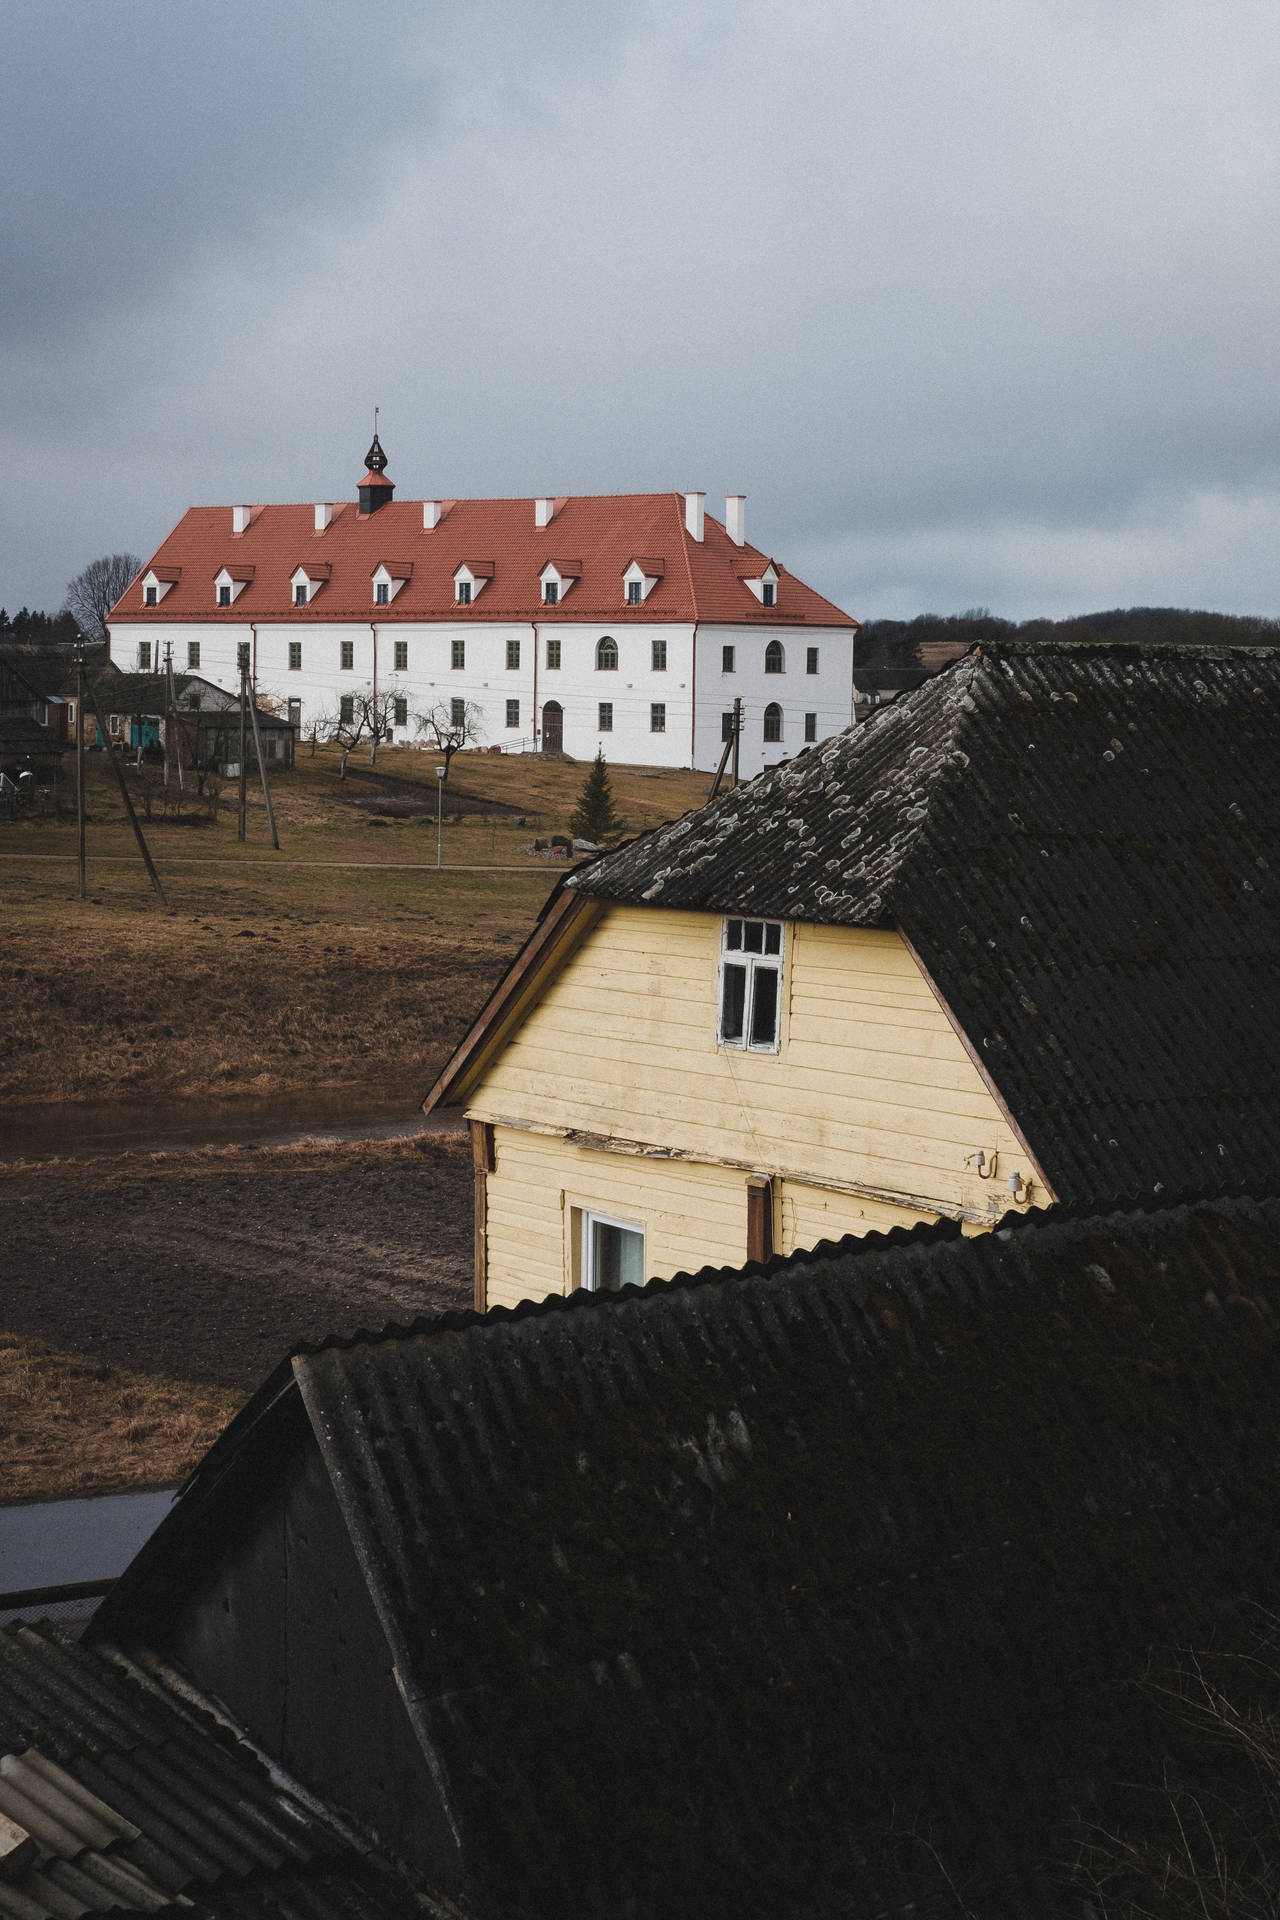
<box><xmin>358</xmin><ymin>430</ymin><xmax>394</xmax><ymax>516</ymax></box>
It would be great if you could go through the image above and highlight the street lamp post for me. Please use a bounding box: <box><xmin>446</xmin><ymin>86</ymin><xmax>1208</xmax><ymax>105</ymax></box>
<box><xmin>436</xmin><ymin>765</ymin><xmax>445</xmax><ymax>869</ymax></box>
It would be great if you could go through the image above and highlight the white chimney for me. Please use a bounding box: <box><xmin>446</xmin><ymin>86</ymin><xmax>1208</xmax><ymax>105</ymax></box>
<box><xmin>423</xmin><ymin>500</ymin><xmax>442</xmax><ymax>530</ymax></box>
<box><xmin>314</xmin><ymin>503</ymin><xmax>334</xmax><ymax>532</ymax></box>
<box><xmin>685</xmin><ymin>491</ymin><xmax>705</xmax><ymax>542</ymax></box>
<box><xmin>535</xmin><ymin>497</ymin><xmax>555</xmax><ymax>528</ymax></box>
<box><xmin>232</xmin><ymin>505</ymin><xmax>252</xmax><ymax>534</ymax></box>
<box><xmin>725</xmin><ymin>494</ymin><xmax>746</xmax><ymax>546</ymax></box>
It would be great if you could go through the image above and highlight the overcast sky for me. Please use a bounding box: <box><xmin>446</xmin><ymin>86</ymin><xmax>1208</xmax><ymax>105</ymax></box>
<box><xmin>4</xmin><ymin>0</ymin><xmax>1279</xmax><ymax>622</ymax></box>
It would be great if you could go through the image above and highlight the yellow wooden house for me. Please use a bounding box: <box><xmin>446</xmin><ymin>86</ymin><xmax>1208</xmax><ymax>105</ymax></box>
<box><xmin>426</xmin><ymin>640</ymin><xmax>1280</xmax><ymax>1309</ymax></box>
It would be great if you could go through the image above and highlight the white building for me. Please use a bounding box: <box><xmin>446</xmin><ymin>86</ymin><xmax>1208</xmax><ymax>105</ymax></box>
<box><xmin>107</xmin><ymin>439</ymin><xmax>858</xmax><ymax>773</ymax></box>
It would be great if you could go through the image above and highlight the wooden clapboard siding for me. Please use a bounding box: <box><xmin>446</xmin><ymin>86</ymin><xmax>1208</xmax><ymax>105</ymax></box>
<box><xmin>484</xmin><ymin>1127</ymin><xmax>752</xmax><ymax>1310</ymax></box>
<box><xmin>471</xmin><ymin>907</ymin><xmax>1033</xmax><ymax>1303</ymax></box>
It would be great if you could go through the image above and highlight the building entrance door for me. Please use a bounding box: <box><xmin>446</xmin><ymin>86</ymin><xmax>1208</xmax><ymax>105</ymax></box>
<box><xmin>542</xmin><ymin>701</ymin><xmax>563</xmax><ymax>754</ymax></box>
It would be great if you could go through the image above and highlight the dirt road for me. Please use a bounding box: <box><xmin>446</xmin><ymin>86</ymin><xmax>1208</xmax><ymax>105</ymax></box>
<box><xmin>0</xmin><ymin>1136</ymin><xmax>475</xmax><ymax>1390</ymax></box>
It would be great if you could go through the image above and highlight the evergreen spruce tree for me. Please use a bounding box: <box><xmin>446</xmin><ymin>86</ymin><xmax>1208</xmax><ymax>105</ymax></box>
<box><xmin>569</xmin><ymin>749</ymin><xmax>621</xmax><ymax>843</ymax></box>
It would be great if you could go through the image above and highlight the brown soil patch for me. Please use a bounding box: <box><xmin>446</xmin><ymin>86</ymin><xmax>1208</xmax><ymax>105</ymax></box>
<box><xmin>0</xmin><ymin>1135</ymin><xmax>475</xmax><ymax>1396</ymax></box>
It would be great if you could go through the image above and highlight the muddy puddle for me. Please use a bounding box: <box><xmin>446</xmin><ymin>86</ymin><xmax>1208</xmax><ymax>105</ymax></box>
<box><xmin>0</xmin><ymin>1086</ymin><xmax>462</xmax><ymax>1163</ymax></box>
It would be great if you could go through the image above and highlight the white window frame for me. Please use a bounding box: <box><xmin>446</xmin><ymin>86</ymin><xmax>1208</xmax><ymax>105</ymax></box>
<box><xmin>579</xmin><ymin>1209</ymin><xmax>646</xmax><ymax>1292</ymax></box>
<box><xmin>717</xmin><ymin>916</ymin><xmax>784</xmax><ymax>1053</ymax></box>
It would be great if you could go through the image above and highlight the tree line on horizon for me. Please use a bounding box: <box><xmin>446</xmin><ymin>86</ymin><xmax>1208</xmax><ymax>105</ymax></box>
<box><xmin>857</xmin><ymin>604</ymin><xmax>1280</xmax><ymax>668</ymax></box>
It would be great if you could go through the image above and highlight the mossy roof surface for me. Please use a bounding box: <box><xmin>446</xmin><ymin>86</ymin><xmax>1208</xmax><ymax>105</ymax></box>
<box><xmin>571</xmin><ymin>639</ymin><xmax>1280</xmax><ymax>1205</ymax></box>
<box><xmin>262</xmin><ymin>1191</ymin><xmax>1280</xmax><ymax>1919</ymax></box>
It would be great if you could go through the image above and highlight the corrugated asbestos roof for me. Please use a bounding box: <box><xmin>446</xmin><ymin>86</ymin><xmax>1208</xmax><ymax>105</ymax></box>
<box><xmin>111</xmin><ymin>1190</ymin><xmax>1280</xmax><ymax>1919</ymax></box>
<box><xmin>571</xmin><ymin>639</ymin><xmax>1280</xmax><ymax>1205</ymax></box>
<box><xmin>0</xmin><ymin>1623</ymin><xmax>440</xmax><ymax>1918</ymax></box>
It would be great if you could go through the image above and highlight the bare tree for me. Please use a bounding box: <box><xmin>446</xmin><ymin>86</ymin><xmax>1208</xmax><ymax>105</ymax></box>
<box><xmin>314</xmin><ymin>685</ymin><xmax>403</xmax><ymax>777</ymax></box>
<box><xmin>64</xmin><ymin>553</ymin><xmax>144</xmax><ymax>645</ymax></box>
<box><xmin>414</xmin><ymin>699</ymin><xmax>484</xmax><ymax>779</ymax></box>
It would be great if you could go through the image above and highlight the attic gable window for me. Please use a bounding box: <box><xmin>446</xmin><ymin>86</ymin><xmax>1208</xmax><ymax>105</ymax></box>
<box><xmin>540</xmin><ymin>561</ymin><xmax>581</xmax><ymax>607</ymax></box>
<box><xmin>372</xmin><ymin>562</ymin><xmax>412</xmax><ymax>607</ymax></box>
<box><xmin>295</xmin><ymin>583</ymin><xmax>308</xmax><ymax>606</ymax></box>
<box><xmin>214</xmin><ymin>565</ymin><xmax>253</xmax><ymax>608</ymax></box>
<box><xmin>719</xmin><ymin>917</ymin><xmax>783</xmax><ymax>1053</ymax></box>
<box><xmin>738</xmin><ymin>560</ymin><xmax>781</xmax><ymax>607</ymax></box>
<box><xmin>623</xmin><ymin>558</ymin><xmax>663</xmax><ymax>606</ymax></box>
<box><xmin>454</xmin><ymin>562</ymin><xmax>492</xmax><ymax>605</ymax></box>
<box><xmin>291</xmin><ymin>563</ymin><xmax>330</xmax><ymax>607</ymax></box>
<box><xmin>140</xmin><ymin>568</ymin><xmax>179</xmax><ymax>607</ymax></box>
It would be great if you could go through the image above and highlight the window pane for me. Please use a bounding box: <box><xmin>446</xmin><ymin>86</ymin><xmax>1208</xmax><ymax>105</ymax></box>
<box><xmin>742</xmin><ymin>920</ymin><xmax>764</xmax><ymax>954</ymax></box>
<box><xmin>720</xmin><ymin>961</ymin><xmax>746</xmax><ymax>1041</ymax></box>
<box><xmin>187</xmin><ymin>643</ymin><xmax>200</xmax><ymax>669</ymax></box>
<box><xmin>394</xmin><ymin>696</ymin><xmax>408</xmax><ymax>725</ymax></box>
<box><xmin>590</xmin><ymin>1219</ymin><xmax>644</xmax><ymax>1291</ymax></box>
<box><xmin>598</xmin><ymin>702</ymin><xmax>612</xmax><ymax>731</ymax></box>
<box><xmin>506</xmin><ymin>699</ymin><xmax>519</xmax><ymax>727</ymax></box>
<box><xmin>507</xmin><ymin>640</ymin><xmax>521</xmax><ymax>669</ymax></box>
<box><xmin>452</xmin><ymin>640</ymin><xmax>465</xmax><ymax>669</ymax></box>
<box><xmin>806</xmin><ymin>647</ymin><xmax>818</xmax><ymax>674</ymax></box>
<box><xmin>764</xmin><ymin>923</ymin><xmax>781</xmax><ymax>955</ymax></box>
<box><xmin>725</xmin><ymin>918</ymin><xmax>743</xmax><ymax>949</ymax></box>
<box><xmin>750</xmin><ymin>965</ymin><xmax>779</xmax><ymax>1047</ymax></box>
<box><xmin>546</xmin><ymin>638</ymin><xmax>561</xmax><ymax>668</ymax></box>
<box><xmin>722</xmin><ymin>645</ymin><xmax>734</xmax><ymax>672</ymax></box>
<box><xmin>652</xmin><ymin>640</ymin><xmax>666</xmax><ymax>671</ymax></box>
<box><xmin>650</xmin><ymin>703</ymin><xmax>665</xmax><ymax>732</ymax></box>
<box><xmin>395</xmin><ymin>641</ymin><xmax>408</xmax><ymax>670</ymax></box>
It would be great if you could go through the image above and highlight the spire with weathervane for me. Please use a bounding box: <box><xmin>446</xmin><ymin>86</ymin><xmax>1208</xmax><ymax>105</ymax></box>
<box><xmin>358</xmin><ymin>409</ymin><xmax>394</xmax><ymax>515</ymax></box>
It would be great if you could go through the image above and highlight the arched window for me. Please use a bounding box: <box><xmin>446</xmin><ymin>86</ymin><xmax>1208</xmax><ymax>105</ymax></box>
<box><xmin>763</xmin><ymin>703</ymin><xmax>782</xmax><ymax>743</ymax></box>
<box><xmin>596</xmin><ymin>636</ymin><xmax>618</xmax><ymax>671</ymax></box>
<box><xmin>764</xmin><ymin>640</ymin><xmax>784</xmax><ymax>675</ymax></box>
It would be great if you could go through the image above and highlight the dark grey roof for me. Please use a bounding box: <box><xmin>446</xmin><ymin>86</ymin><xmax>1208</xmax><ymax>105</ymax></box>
<box><xmin>0</xmin><ymin>644</ymin><xmax>108</xmax><ymax>700</ymax></box>
<box><xmin>97</xmin><ymin>1190</ymin><xmax>1280</xmax><ymax>1919</ymax></box>
<box><xmin>570</xmin><ymin>640</ymin><xmax>1280</xmax><ymax>1205</ymax></box>
<box><xmin>98</xmin><ymin>672</ymin><xmax>291</xmax><ymax>726</ymax></box>
<box><xmin>0</xmin><ymin>1622</ymin><xmax>437</xmax><ymax>1918</ymax></box>
<box><xmin>850</xmin><ymin>665</ymin><xmax>930</xmax><ymax>693</ymax></box>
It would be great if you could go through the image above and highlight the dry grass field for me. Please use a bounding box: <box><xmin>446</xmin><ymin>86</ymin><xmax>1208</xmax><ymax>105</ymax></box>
<box><xmin>1</xmin><ymin>745</ymin><xmax>711</xmax><ymax>1104</ymax></box>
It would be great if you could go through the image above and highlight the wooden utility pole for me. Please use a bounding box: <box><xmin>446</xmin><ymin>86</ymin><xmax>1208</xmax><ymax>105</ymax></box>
<box><xmin>82</xmin><ymin>671</ymin><xmax>166</xmax><ymax>907</ymax></box>
<box><xmin>75</xmin><ymin>638</ymin><xmax>86</xmax><ymax>899</ymax></box>
<box><xmin>237</xmin><ymin>646</ymin><xmax>249</xmax><ymax>843</ymax></box>
<box><xmin>245</xmin><ymin>692</ymin><xmax>280</xmax><ymax>850</ymax></box>
<box><xmin>731</xmin><ymin>696</ymin><xmax>742</xmax><ymax>787</ymax></box>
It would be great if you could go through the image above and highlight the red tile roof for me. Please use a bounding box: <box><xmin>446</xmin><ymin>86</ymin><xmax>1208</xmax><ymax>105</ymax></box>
<box><xmin>112</xmin><ymin>493</ymin><xmax>856</xmax><ymax>627</ymax></box>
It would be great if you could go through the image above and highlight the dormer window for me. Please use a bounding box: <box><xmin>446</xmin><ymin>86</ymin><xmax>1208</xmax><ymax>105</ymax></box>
<box><xmin>290</xmin><ymin>562</ymin><xmax>330</xmax><ymax>607</ymax></box>
<box><xmin>453</xmin><ymin>562</ymin><xmax>493</xmax><ymax>605</ymax></box>
<box><xmin>540</xmin><ymin>560</ymin><xmax>581</xmax><ymax>607</ymax></box>
<box><xmin>736</xmin><ymin>558</ymin><xmax>781</xmax><ymax>606</ymax></box>
<box><xmin>214</xmin><ymin>565</ymin><xmax>254</xmax><ymax>608</ymax></box>
<box><xmin>622</xmin><ymin>558</ymin><xmax>664</xmax><ymax>606</ymax></box>
<box><xmin>371</xmin><ymin>562</ymin><xmax>412</xmax><ymax>607</ymax></box>
<box><xmin>140</xmin><ymin>567</ymin><xmax>180</xmax><ymax>607</ymax></box>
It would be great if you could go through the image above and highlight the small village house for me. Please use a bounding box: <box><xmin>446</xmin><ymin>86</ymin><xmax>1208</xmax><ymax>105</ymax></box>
<box><xmin>104</xmin><ymin>436</ymin><xmax>858</xmax><ymax>774</ymax></box>
<box><xmin>426</xmin><ymin>639</ymin><xmax>1280</xmax><ymax>1310</ymax></box>
<box><xmin>96</xmin><ymin>669</ymin><xmax>295</xmax><ymax>772</ymax></box>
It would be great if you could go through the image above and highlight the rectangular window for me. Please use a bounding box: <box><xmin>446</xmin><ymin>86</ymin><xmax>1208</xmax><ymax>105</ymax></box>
<box><xmin>451</xmin><ymin>639</ymin><xmax>465</xmax><ymax>670</ymax></box>
<box><xmin>288</xmin><ymin>642</ymin><xmax>302</xmax><ymax>672</ymax></box>
<box><xmin>543</xmin><ymin>580</ymin><xmax>559</xmax><ymax>606</ymax></box>
<box><xmin>506</xmin><ymin>698</ymin><xmax>520</xmax><ymax>728</ymax></box>
<box><xmin>186</xmin><ymin>642</ymin><xmax>200</xmax><ymax>669</ymax></box>
<box><xmin>719</xmin><ymin>917</ymin><xmax>783</xmax><ymax>1052</ymax></box>
<box><xmin>375</xmin><ymin>582</ymin><xmax>390</xmax><ymax>606</ymax></box>
<box><xmin>650</xmin><ymin>702</ymin><xmax>666</xmax><ymax>733</ymax></box>
<box><xmin>144</xmin><ymin>586</ymin><xmax>157</xmax><ymax>607</ymax></box>
<box><xmin>506</xmin><ymin>639</ymin><xmax>521</xmax><ymax>670</ymax></box>
<box><xmin>394</xmin><ymin>695</ymin><xmax>408</xmax><ymax>727</ymax></box>
<box><xmin>722</xmin><ymin>645</ymin><xmax>735</xmax><ymax>673</ymax></box>
<box><xmin>546</xmin><ymin>637</ymin><xmax>561</xmax><ymax>669</ymax></box>
<box><xmin>295</xmin><ymin>583</ymin><xmax>308</xmax><ymax>606</ymax></box>
<box><xmin>339</xmin><ymin>694</ymin><xmax>354</xmax><ymax>724</ymax></box>
<box><xmin>457</xmin><ymin>580</ymin><xmax>472</xmax><ymax>605</ymax></box>
<box><xmin>762</xmin><ymin>582</ymin><xmax>776</xmax><ymax>607</ymax></box>
<box><xmin>598</xmin><ymin>702</ymin><xmax>613</xmax><ymax>732</ymax></box>
<box><xmin>804</xmin><ymin>711</ymin><xmax>817</xmax><ymax>742</ymax></box>
<box><xmin>451</xmin><ymin>697</ymin><xmax>466</xmax><ymax>728</ymax></box>
<box><xmin>627</xmin><ymin>580</ymin><xmax>643</xmax><ymax>605</ymax></box>
<box><xmin>806</xmin><ymin>646</ymin><xmax>819</xmax><ymax>674</ymax></box>
<box><xmin>138</xmin><ymin>642</ymin><xmax>151</xmax><ymax>671</ymax></box>
<box><xmin>67</xmin><ymin>702</ymin><xmax>77</xmax><ymax>726</ymax></box>
<box><xmin>340</xmin><ymin>640</ymin><xmax>354</xmax><ymax>670</ymax></box>
<box><xmin>581</xmin><ymin>1211</ymin><xmax>645</xmax><ymax>1292</ymax></box>
<box><xmin>218</xmin><ymin>585</ymin><xmax>231</xmax><ymax>607</ymax></box>
<box><xmin>651</xmin><ymin>639</ymin><xmax>667</xmax><ymax>672</ymax></box>
<box><xmin>109</xmin><ymin>713</ymin><xmax>121</xmax><ymax>737</ymax></box>
<box><xmin>394</xmin><ymin>639</ymin><xmax>408</xmax><ymax>672</ymax></box>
